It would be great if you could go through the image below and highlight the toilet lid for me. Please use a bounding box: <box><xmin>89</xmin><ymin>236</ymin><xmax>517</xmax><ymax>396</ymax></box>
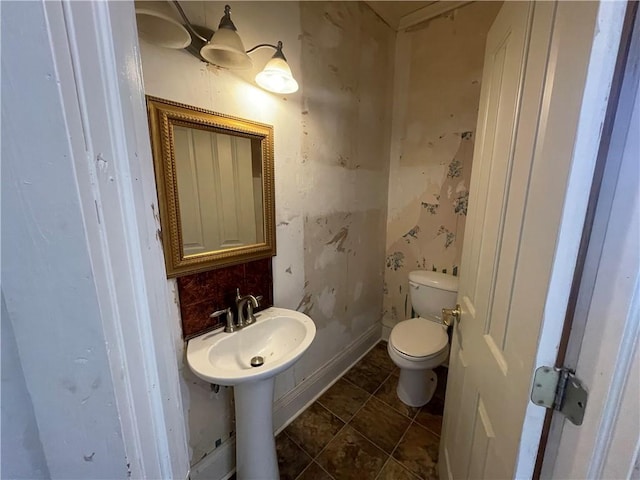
<box><xmin>390</xmin><ymin>318</ymin><xmax>448</xmax><ymax>358</ymax></box>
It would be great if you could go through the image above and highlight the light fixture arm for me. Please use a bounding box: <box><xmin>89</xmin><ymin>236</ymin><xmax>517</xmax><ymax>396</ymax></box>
<box><xmin>246</xmin><ymin>41</ymin><xmax>287</xmax><ymax>61</ymax></box>
<box><xmin>171</xmin><ymin>1</ymin><xmax>208</xmax><ymax>43</ymax></box>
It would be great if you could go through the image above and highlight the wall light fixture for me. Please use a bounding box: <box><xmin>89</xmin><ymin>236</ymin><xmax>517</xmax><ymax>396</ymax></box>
<box><xmin>135</xmin><ymin>1</ymin><xmax>299</xmax><ymax>94</ymax></box>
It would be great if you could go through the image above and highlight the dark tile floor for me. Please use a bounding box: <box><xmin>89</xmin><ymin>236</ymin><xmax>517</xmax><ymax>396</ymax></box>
<box><xmin>276</xmin><ymin>341</ymin><xmax>447</xmax><ymax>480</ymax></box>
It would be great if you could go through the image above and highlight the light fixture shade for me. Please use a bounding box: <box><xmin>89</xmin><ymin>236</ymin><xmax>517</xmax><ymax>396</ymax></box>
<box><xmin>135</xmin><ymin>1</ymin><xmax>191</xmax><ymax>49</ymax></box>
<box><xmin>200</xmin><ymin>28</ymin><xmax>253</xmax><ymax>70</ymax></box>
<box><xmin>255</xmin><ymin>57</ymin><xmax>299</xmax><ymax>94</ymax></box>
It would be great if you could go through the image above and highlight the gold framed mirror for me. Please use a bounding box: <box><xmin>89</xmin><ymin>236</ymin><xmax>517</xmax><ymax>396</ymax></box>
<box><xmin>146</xmin><ymin>96</ymin><xmax>276</xmax><ymax>277</ymax></box>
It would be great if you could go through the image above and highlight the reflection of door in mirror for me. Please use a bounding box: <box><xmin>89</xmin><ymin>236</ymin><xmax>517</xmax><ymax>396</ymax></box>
<box><xmin>173</xmin><ymin>126</ymin><xmax>264</xmax><ymax>256</ymax></box>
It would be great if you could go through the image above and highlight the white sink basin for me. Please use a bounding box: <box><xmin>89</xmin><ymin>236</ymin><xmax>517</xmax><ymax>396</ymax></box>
<box><xmin>187</xmin><ymin>306</ymin><xmax>316</xmax><ymax>478</ymax></box>
<box><xmin>186</xmin><ymin>307</ymin><xmax>316</xmax><ymax>386</ymax></box>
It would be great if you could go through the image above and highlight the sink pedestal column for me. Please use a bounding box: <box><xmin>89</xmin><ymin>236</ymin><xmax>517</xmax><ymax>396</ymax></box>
<box><xmin>234</xmin><ymin>377</ymin><xmax>279</xmax><ymax>479</ymax></box>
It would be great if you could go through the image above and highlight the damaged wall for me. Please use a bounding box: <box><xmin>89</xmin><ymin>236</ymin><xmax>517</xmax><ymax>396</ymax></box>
<box><xmin>1</xmin><ymin>294</ymin><xmax>49</xmax><ymax>479</ymax></box>
<box><xmin>383</xmin><ymin>2</ymin><xmax>501</xmax><ymax>327</ymax></box>
<box><xmin>139</xmin><ymin>1</ymin><xmax>393</xmax><ymax>466</ymax></box>
<box><xmin>288</xmin><ymin>0</ymin><xmax>394</xmax><ymax>388</ymax></box>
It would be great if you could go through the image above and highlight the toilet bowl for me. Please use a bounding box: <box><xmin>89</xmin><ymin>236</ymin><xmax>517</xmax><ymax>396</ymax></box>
<box><xmin>387</xmin><ymin>271</ymin><xmax>458</xmax><ymax>407</ymax></box>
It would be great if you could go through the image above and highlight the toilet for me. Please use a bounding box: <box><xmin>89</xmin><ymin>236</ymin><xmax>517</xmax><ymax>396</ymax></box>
<box><xmin>387</xmin><ymin>270</ymin><xmax>459</xmax><ymax>407</ymax></box>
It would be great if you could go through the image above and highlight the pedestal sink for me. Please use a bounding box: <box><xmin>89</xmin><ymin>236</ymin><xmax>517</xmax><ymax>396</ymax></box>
<box><xmin>187</xmin><ymin>307</ymin><xmax>316</xmax><ymax>479</ymax></box>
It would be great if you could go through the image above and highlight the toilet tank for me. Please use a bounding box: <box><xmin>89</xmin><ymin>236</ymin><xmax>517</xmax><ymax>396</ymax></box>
<box><xmin>409</xmin><ymin>270</ymin><xmax>459</xmax><ymax>323</ymax></box>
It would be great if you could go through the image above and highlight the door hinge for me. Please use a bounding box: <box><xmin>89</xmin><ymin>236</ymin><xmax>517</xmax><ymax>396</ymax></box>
<box><xmin>530</xmin><ymin>366</ymin><xmax>588</xmax><ymax>426</ymax></box>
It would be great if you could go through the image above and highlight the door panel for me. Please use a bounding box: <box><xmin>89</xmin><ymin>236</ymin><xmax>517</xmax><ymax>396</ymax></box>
<box><xmin>440</xmin><ymin>2</ymin><xmax>551</xmax><ymax>478</ymax></box>
<box><xmin>468</xmin><ymin>397</ymin><xmax>495</xmax><ymax>478</ymax></box>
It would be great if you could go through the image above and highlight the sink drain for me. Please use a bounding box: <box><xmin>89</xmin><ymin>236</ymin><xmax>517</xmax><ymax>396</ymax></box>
<box><xmin>250</xmin><ymin>356</ymin><xmax>264</xmax><ymax>367</ymax></box>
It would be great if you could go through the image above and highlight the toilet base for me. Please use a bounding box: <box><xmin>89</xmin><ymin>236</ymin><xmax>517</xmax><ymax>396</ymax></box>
<box><xmin>397</xmin><ymin>368</ymin><xmax>437</xmax><ymax>407</ymax></box>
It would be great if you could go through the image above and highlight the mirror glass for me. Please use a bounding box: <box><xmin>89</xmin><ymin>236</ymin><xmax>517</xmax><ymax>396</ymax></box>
<box><xmin>146</xmin><ymin>97</ymin><xmax>276</xmax><ymax>277</ymax></box>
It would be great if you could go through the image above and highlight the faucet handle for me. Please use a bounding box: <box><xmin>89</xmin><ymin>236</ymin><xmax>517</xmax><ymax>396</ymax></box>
<box><xmin>236</xmin><ymin>287</ymin><xmax>242</xmax><ymax>301</ymax></box>
<box><xmin>210</xmin><ymin>307</ymin><xmax>235</xmax><ymax>333</ymax></box>
<box><xmin>245</xmin><ymin>295</ymin><xmax>262</xmax><ymax>326</ymax></box>
<box><xmin>209</xmin><ymin>308</ymin><xmax>227</xmax><ymax>320</ymax></box>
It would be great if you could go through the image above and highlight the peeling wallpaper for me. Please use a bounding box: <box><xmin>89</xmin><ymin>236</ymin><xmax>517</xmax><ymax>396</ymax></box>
<box><xmin>140</xmin><ymin>0</ymin><xmax>498</xmax><ymax>466</ymax></box>
<box><xmin>383</xmin><ymin>2</ymin><xmax>502</xmax><ymax>327</ymax></box>
<box><xmin>139</xmin><ymin>1</ymin><xmax>393</xmax><ymax>465</ymax></box>
<box><xmin>292</xmin><ymin>0</ymin><xmax>394</xmax><ymax>376</ymax></box>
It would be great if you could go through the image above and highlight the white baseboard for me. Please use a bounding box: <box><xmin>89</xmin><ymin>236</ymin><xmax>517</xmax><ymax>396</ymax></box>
<box><xmin>189</xmin><ymin>437</ymin><xmax>235</xmax><ymax>480</ymax></box>
<box><xmin>381</xmin><ymin>323</ymin><xmax>391</xmax><ymax>341</ymax></box>
<box><xmin>273</xmin><ymin>322</ymin><xmax>381</xmax><ymax>432</ymax></box>
<box><xmin>190</xmin><ymin>323</ymin><xmax>382</xmax><ymax>480</ymax></box>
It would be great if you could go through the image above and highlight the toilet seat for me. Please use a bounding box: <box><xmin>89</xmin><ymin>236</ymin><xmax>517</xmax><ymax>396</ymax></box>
<box><xmin>390</xmin><ymin>317</ymin><xmax>448</xmax><ymax>359</ymax></box>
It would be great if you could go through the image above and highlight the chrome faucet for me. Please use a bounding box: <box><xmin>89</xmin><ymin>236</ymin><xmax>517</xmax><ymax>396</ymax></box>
<box><xmin>235</xmin><ymin>288</ymin><xmax>261</xmax><ymax>328</ymax></box>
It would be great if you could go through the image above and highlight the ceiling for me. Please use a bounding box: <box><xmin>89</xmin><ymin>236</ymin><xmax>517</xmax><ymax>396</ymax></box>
<box><xmin>365</xmin><ymin>1</ymin><xmax>437</xmax><ymax>30</ymax></box>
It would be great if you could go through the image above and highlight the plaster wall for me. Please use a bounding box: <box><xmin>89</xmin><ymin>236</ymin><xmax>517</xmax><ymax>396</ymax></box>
<box><xmin>139</xmin><ymin>1</ymin><xmax>394</xmax><ymax>465</ymax></box>
<box><xmin>383</xmin><ymin>2</ymin><xmax>501</xmax><ymax>327</ymax></box>
<box><xmin>1</xmin><ymin>294</ymin><xmax>49</xmax><ymax>479</ymax></box>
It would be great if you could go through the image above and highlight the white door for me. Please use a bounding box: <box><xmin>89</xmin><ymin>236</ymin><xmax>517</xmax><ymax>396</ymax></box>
<box><xmin>439</xmin><ymin>1</ymin><xmax>626</xmax><ymax>478</ymax></box>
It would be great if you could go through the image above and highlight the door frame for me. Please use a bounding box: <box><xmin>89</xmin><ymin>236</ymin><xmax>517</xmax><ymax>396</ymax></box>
<box><xmin>38</xmin><ymin>1</ymin><xmax>190</xmax><ymax>477</ymax></box>
<box><xmin>537</xmin><ymin>3</ymin><xmax>640</xmax><ymax>477</ymax></box>
<box><xmin>505</xmin><ymin>1</ymin><xmax>629</xmax><ymax>476</ymax></box>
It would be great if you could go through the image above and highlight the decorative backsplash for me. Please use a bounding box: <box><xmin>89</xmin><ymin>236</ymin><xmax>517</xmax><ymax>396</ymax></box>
<box><xmin>177</xmin><ymin>258</ymin><xmax>273</xmax><ymax>339</ymax></box>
